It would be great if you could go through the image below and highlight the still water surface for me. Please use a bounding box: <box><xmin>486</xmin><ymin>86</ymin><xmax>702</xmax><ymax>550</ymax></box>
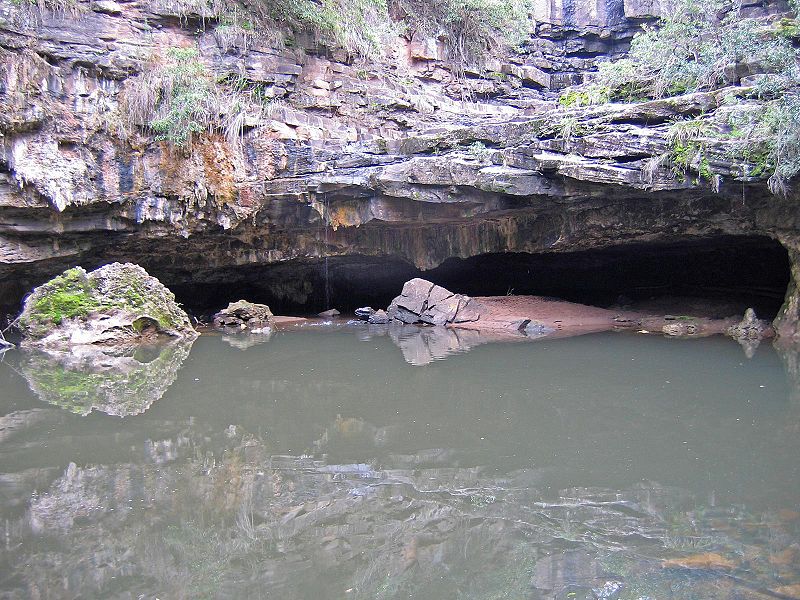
<box><xmin>0</xmin><ymin>325</ymin><xmax>799</xmax><ymax>599</ymax></box>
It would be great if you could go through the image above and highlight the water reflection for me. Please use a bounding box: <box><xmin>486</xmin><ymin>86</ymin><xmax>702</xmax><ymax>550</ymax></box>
<box><xmin>0</xmin><ymin>331</ymin><xmax>799</xmax><ymax>599</ymax></box>
<box><xmin>19</xmin><ymin>339</ymin><xmax>194</xmax><ymax>416</ymax></box>
<box><xmin>352</xmin><ymin>322</ymin><xmax>534</xmax><ymax>365</ymax></box>
<box><xmin>5</xmin><ymin>425</ymin><xmax>800</xmax><ymax>599</ymax></box>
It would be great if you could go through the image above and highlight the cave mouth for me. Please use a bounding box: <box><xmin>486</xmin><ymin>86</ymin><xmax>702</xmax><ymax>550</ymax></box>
<box><xmin>172</xmin><ymin>235</ymin><xmax>790</xmax><ymax>321</ymax></box>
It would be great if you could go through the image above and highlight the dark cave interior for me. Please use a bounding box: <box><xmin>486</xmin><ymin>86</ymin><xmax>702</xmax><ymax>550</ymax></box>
<box><xmin>169</xmin><ymin>235</ymin><xmax>790</xmax><ymax>320</ymax></box>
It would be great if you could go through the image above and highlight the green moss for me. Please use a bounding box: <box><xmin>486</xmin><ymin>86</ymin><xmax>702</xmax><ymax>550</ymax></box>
<box><xmin>26</xmin><ymin>268</ymin><xmax>99</xmax><ymax>327</ymax></box>
<box><xmin>19</xmin><ymin>264</ymin><xmax>193</xmax><ymax>341</ymax></box>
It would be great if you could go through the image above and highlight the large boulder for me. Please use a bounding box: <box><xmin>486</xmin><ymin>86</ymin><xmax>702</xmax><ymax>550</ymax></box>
<box><xmin>18</xmin><ymin>263</ymin><xmax>196</xmax><ymax>348</ymax></box>
<box><xmin>387</xmin><ymin>278</ymin><xmax>484</xmax><ymax>326</ymax></box>
<box><xmin>213</xmin><ymin>300</ymin><xmax>273</xmax><ymax>330</ymax></box>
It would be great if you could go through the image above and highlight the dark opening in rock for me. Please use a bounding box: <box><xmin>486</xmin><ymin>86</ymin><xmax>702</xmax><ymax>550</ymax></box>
<box><xmin>164</xmin><ymin>235</ymin><xmax>789</xmax><ymax>319</ymax></box>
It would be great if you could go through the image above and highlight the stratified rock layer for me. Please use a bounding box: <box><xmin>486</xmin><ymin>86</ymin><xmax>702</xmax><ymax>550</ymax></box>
<box><xmin>1</xmin><ymin>0</ymin><xmax>799</xmax><ymax>336</ymax></box>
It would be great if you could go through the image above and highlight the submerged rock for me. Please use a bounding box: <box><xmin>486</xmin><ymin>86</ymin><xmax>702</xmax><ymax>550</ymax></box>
<box><xmin>213</xmin><ymin>300</ymin><xmax>273</xmax><ymax>330</ymax></box>
<box><xmin>387</xmin><ymin>278</ymin><xmax>484</xmax><ymax>326</ymax></box>
<box><xmin>18</xmin><ymin>264</ymin><xmax>196</xmax><ymax>348</ymax></box>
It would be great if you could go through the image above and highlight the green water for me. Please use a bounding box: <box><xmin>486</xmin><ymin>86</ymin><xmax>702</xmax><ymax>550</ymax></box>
<box><xmin>1</xmin><ymin>325</ymin><xmax>798</xmax><ymax>599</ymax></box>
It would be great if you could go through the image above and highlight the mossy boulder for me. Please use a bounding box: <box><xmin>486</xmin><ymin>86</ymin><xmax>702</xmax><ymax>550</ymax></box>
<box><xmin>18</xmin><ymin>263</ymin><xmax>196</xmax><ymax>347</ymax></box>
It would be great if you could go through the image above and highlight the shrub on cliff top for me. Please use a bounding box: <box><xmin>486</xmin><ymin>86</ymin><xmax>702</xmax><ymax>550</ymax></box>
<box><xmin>595</xmin><ymin>0</ymin><xmax>797</xmax><ymax>99</ymax></box>
<box><xmin>392</xmin><ymin>0</ymin><xmax>533</xmax><ymax>68</ymax></box>
<box><xmin>562</xmin><ymin>0</ymin><xmax>800</xmax><ymax>194</ymax></box>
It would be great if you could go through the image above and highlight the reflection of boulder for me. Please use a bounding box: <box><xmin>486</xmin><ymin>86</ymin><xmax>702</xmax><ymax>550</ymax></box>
<box><xmin>20</xmin><ymin>338</ymin><xmax>194</xmax><ymax>416</ymax></box>
<box><xmin>220</xmin><ymin>330</ymin><xmax>273</xmax><ymax>350</ymax></box>
<box><xmin>388</xmin><ymin>324</ymin><xmax>526</xmax><ymax>366</ymax></box>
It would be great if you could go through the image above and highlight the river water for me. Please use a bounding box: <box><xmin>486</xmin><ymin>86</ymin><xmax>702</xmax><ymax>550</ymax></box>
<box><xmin>0</xmin><ymin>324</ymin><xmax>799</xmax><ymax>599</ymax></box>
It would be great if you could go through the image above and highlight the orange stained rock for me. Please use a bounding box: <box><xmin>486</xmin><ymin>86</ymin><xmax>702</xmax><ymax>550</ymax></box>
<box><xmin>769</xmin><ymin>547</ymin><xmax>800</xmax><ymax>566</ymax></box>
<box><xmin>773</xmin><ymin>584</ymin><xmax>800</xmax><ymax>599</ymax></box>
<box><xmin>779</xmin><ymin>509</ymin><xmax>800</xmax><ymax>522</ymax></box>
<box><xmin>662</xmin><ymin>553</ymin><xmax>737</xmax><ymax>570</ymax></box>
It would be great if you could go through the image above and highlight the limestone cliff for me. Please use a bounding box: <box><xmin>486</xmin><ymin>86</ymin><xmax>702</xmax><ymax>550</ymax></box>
<box><xmin>1</xmin><ymin>0</ymin><xmax>799</xmax><ymax>330</ymax></box>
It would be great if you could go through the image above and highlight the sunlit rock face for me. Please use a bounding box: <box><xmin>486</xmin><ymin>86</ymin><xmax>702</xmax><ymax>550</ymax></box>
<box><xmin>1</xmin><ymin>0</ymin><xmax>800</xmax><ymax>332</ymax></box>
<box><xmin>20</xmin><ymin>338</ymin><xmax>194</xmax><ymax>416</ymax></box>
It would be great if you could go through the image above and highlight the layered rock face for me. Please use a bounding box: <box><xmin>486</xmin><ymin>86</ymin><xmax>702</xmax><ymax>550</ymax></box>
<box><xmin>1</xmin><ymin>0</ymin><xmax>799</xmax><ymax>330</ymax></box>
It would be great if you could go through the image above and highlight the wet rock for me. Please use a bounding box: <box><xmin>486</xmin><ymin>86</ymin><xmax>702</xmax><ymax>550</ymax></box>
<box><xmin>213</xmin><ymin>300</ymin><xmax>273</xmax><ymax>330</ymax></box>
<box><xmin>728</xmin><ymin>308</ymin><xmax>772</xmax><ymax>357</ymax></box>
<box><xmin>727</xmin><ymin>307</ymin><xmax>770</xmax><ymax>340</ymax></box>
<box><xmin>18</xmin><ymin>264</ymin><xmax>196</xmax><ymax>348</ymax></box>
<box><xmin>662</xmin><ymin>321</ymin><xmax>698</xmax><ymax>337</ymax></box>
<box><xmin>386</xmin><ymin>278</ymin><xmax>485</xmax><ymax>326</ymax></box>
<box><xmin>355</xmin><ymin>306</ymin><xmax>375</xmax><ymax>320</ymax></box>
<box><xmin>367</xmin><ymin>309</ymin><xmax>389</xmax><ymax>324</ymax></box>
<box><xmin>318</xmin><ymin>309</ymin><xmax>341</xmax><ymax>317</ymax></box>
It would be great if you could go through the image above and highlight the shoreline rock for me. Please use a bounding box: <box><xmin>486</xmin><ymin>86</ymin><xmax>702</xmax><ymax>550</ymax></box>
<box><xmin>18</xmin><ymin>263</ymin><xmax>196</xmax><ymax>348</ymax></box>
<box><xmin>387</xmin><ymin>279</ymin><xmax>484</xmax><ymax>326</ymax></box>
<box><xmin>213</xmin><ymin>300</ymin><xmax>273</xmax><ymax>331</ymax></box>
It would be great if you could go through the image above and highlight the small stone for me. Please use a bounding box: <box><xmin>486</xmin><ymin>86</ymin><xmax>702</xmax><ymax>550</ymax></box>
<box><xmin>213</xmin><ymin>300</ymin><xmax>272</xmax><ymax>330</ymax></box>
<box><xmin>92</xmin><ymin>0</ymin><xmax>123</xmax><ymax>14</ymax></box>
<box><xmin>318</xmin><ymin>309</ymin><xmax>340</xmax><ymax>317</ymax></box>
<box><xmin>354</xmin><ymin>307</ymin><xmax>375</xmax><ymax>320</ymax></box>
<box><xmin>368</xmin><ymin>309</ymin><xmax>389</xmax><ymax>324</ymax></box>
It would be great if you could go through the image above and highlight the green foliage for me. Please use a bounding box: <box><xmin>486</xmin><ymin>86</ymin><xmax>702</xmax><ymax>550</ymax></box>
<box><xmin>465</xmin><ymin>140</ymin><xmax>492</xmax><ymax>160</ymax></box>
<box><xmin>595</xmin><ymin>0</ymin><xmax>798</xmax><ymax>99</ymax></box>
<box><xmin>392</xmin><ymin>0</ymin><xmax>533</xmax><ymax>68</ymax></box>
<box><xmin>558</xmin><ymin>85</ymin><xmax>611</xmax><ymax>107</ymax></box>
<box><xmin>257</xmin><ymin>0</ymin><xmax>395</xmax><ymax>58</ymax></box>
<box><xmin>725</xmin><ymin>92</ymin><xmax>800</xmax><ymax>193</ymax></box>
<box><xmin>664</xmin><ymin>118</ymin><xmax>720</xmax><ymax>188</ymax></box>
<box><xmin>121</xmin><ymin>47</ymin><xmax>250</xmax><ymax>149</ymax></box>
<box><xmin>148</xmin><ymin>48</ymin><xmax>215</xmax><ymax>146</ymax></box>
<box><xmin>580</xmin><ymin>0</ymin><xmax>800</xmax><ymax>193</ymax></box>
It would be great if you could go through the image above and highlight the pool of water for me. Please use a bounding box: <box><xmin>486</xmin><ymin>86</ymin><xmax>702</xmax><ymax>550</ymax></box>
<box><xmin>0</xmin><ymin>325</ymin><xmax>799</xmax><ymax>599</ymax></box>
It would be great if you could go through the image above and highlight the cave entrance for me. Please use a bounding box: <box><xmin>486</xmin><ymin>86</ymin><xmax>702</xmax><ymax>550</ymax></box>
<box><xmin>172</xmin><ymin>235</ymin><xmax>790</xmax><ymax>320</ymax></box>
<box><xmin>426</xmin><ymin>235</ymin><xmax>790</xmax><ymax>320</ymax></box>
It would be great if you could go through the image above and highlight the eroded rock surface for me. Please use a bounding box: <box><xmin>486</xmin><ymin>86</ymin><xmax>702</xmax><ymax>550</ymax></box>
<box><xmin>18</xmin><ymin>263</ymin><xmax>196</xmax><ymax>347</ymax></box>
<box><xmin>0</xmin><ymin>0</ymin><xmax>799</xmax><ymax>338</ymax></box>
<box><xmin>213</xmin><ymin>300</ymin><xmax>272</xmax><ymax>330</ymax></box>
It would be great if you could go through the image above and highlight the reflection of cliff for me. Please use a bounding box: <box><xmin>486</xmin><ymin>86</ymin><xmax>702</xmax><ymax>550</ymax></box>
<box><xmin>6</xmin><ymin>428</ymin><xmax>799</xmax><ymax>600</ymax></box>
<box><xmin>20</xmin><ymin>339</ymin><xmax>194</xmax><ymax>416</ymax></box>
